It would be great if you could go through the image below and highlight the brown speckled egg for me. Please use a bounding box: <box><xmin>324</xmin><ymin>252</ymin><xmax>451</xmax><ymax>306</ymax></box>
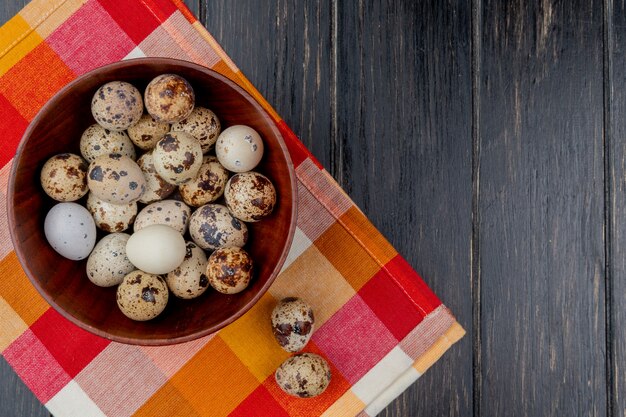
<box><xmin>153</xmin><ymin>131</ymin><xmax>203</xmax><ymax>185</ymax></box>
<box><xmin>275</xmin><ymin>354</ymin><xmax>331</xmax><ymax>398</ymax></box>
<box><xmin>224</xmin><ymin>172</ymin><xmax>276</xmax><ymax>222</ymax></box>
<box><xmin>91</xmin><ymin>81</ymin><xmax>143</xmax><ymax>131</ymax></box>
<box><xmin>86</xmin><ymin>192</ymin><xmax>137</xmax><ymax>232</ymax></box>
<box><xmin>40</xmin><ymin>153</ymin><xmax>89</xmax><ymax>202</ymax></box>
<box><xmin>134</xmin><ymin>199</ymin><xmax>191</xmax><ymax>235</ymax></box>
<box><xmin>127</xmin><ymin>114</ymin><xmax>170</xmax><ymax>150</ymax></box>
<box><xmin>166</xmin><ymin>242</ymin><xmax>209</xmax><ymax>299</ymax></box>
<box><xmin>271</xmin><ymin>298</ymin><xmax>315</xmax><ymax>352</ymax></box>
<box><xmin>116</xmin><ymin>271</ymin><xmax>168</xmax><ymax>321</ymax></box>
<box><xmin>86</xmin><ymin>233</ymin><xmax>135</xmax><ymax>287</ymax></box>
<box><xmin>87</xmin><ymin>154</ymin><xmax>146</xmax><ymax>205</ymax></box>
<box><xmin>80</xmin><ymin>124</ymin><xmax>136</xmax><ymax>163</ymax></box>
<box><xmin>179</xmin><ymin>156</ymin><xmax>229</xmax><ymax>207</ymax></box>
<box><xmin>144</xmin><ymin>74</ymin><xmax>195</xmax><ymax>123</ymax></box>
<box><xmin>188</xmin><ymin>204</ymin><xmax>248</xmax><ymax>251</ymax></box>
<box><xmin>206</xmin><ymin>247</ymin><xmax>253</xmax><ymax>294</ymax></box>
<box><xmin>171</xmin><ymin>107</ymin><xmax>221</xmax><ymax>153</ymax></box>
<box><xmin>215</xmin><ymin>125</ymin><xmax>264</xmax><ymax>172</ymax></box>
<box><xmin>136</xmin><ymin>151</ymin><xmax>176</xmax><ymax>204</ymax></box>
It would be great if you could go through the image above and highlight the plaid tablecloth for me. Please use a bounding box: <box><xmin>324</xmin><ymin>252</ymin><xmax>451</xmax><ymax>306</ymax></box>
<box><xmin>0</xmin><ymin>1</ymin><xmax>464</xmax><ymax>416</ymax></box>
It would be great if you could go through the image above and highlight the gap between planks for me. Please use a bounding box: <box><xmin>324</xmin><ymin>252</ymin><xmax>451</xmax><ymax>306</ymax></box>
<box><xmin>471</xmin><ymin>0</ymin><xmax>482</xmax><ymax>417</ymax></box>
<box><xmin>603</xmin><ymin>0</ymin><xmax>615</xmax><ymax>416</ymax></box>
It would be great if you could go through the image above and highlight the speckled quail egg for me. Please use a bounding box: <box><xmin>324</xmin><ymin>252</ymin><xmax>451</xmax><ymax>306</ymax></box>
<box><xmin>166</xmin><ymin>242</ymin><xmax>209</xmax><ymax>299</ymax></box>
<box><xmin>44</xmin><ymin>202</ymin><xmax>96</xmax><ymax>260</ymax></box>
<box><xmin>125</xmin><ymin>224</ymin><xmax>186</xmax><ymax>274</ymax></box>
<box><xmin>153</xmin><ymin>131</ymin><xmax>203</xmax><ymax>185</ymax></box>
<box><xmin>136</xmin><ymin>151</ymin><xmax>176</xmax><ymax>204</ymax></box>
<box><xmin>275</xmin><ymin>353</ymin><xmax>331</xmax><ymax>398</ymax></box>
<box><xmin>134</xmin><ymin>199</ymin><xmax>191</xmax><ymax>235</ymax></box>
<box><xmin>215</xmin><ymin>125</ymin><xmax>264</xmax><ymax>172</ymax></box>
<box><xmin>86</xmin><ymin>192</ymin><xmax>137</xmax><ymax>232</ymax></box>
<box><xmin>40</xmin><ymin>153</ymin><xmax>89</xmax><ymax>202</ymax></box>
<box><xmin>171</xmin><ymin>107</ymin><xmax>221</xmax><ymax>153</ymax></box>
<box><xmin>271</xmin><ymin>297</ymin><xmax>315</xmax><ymax>353</ymax></box>
<box><xmin>206</xmin><ymin>247</ymin><xmax>253</xmax><ymax>294</ymax></box>
<box><xmin>144</xmin><ymin>74</ymin><xmax>195</xmax><ymax>123</ymax></box>
<box><xmin>179</xmin><ymin>156</ymin><xmax>229</xmax><ymax>207</ymax></box>
<box><xmin>87</xmin><ymin>153</ymin><xmax>146</xmax><ymax>205</ymax></box>
<box><xmin>224</xmin><ymin>172</ymin><xmax>276</xmax><ymax>222</ymax></box>
<box><xmin>86</xmin><ymin>233</ymin><xmax>135</xmax><ymax>287</ymax></box>
<box><xmin>79</xmin><ymin>124</ymin><xmax>136</xmax><ymax>163</ymax></box>
<box><xmin>188</xmin><ymin>204</ymin><xmax>248</xmax><ymax>251</ymax></box>
<box><xmin>127</xmin><ymin>113</ymin><xmax>170</xmax><ymax>150</ymax></box>
<box><xmin>91</xmin><ymin>81</ymin><xmax>143</xmax><ymax>131</ymax></box>
<box><xmin>117</xmin><ymin>271</ymin><xmax>168</xmax><ymax>321</ymax></box>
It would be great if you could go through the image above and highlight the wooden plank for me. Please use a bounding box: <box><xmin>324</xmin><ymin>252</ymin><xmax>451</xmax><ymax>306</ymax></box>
<box><xmin>200</xmin><ymin>0</ymin><xmax>333</xmax><ymax>170</ymax></box>
<box><xmin>184</xmin><ymin>0</ymin><xmax>200</xmax><ymax>19</ymax></box>
<box><xmin>0</xmin><ymin>357</ymin><xmax>49</xmax><ymax>417</ymax></box>
<box><xmin>478</xmin><ymin>1</ymin><xmax>607</xmax><ymax>416</ymax></box>
<box><xmin>608</xmin><ymin>0</ymin><xmax>626</xmax><ymax>415</ymax></box>
<box><xmin>335</xmin><ymin>1</ymin><xmax>473</xmax><ymax>416</ymax></box>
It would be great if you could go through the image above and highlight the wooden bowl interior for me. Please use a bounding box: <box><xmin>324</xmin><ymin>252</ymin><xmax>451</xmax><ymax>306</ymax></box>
<box><xmin>9</xmin><ymin>59</ymin><xmax>296</xmax><ymax>345</ymax></box>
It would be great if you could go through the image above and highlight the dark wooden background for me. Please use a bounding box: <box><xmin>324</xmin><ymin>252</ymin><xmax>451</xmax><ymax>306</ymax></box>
<box><xmin>2</xmin><ymin>0</ymin><xmax>624</xmax><ymax>416</ymax></box>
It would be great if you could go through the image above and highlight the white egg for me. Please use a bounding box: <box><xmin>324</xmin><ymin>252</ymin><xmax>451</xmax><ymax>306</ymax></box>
<box><xmin>125</xmin><ymin>224</ymin><xmax>186</xmax><ymax>274</ymax></box>
<box><xmin>44</xmin><ymin>203</ymin><xmax>97</xmax><ymax>260</ymax></box>
<box><xmin>215</xmin><ymin>125</ymin><xmax>264</xmax><ymax>172</ymax></box>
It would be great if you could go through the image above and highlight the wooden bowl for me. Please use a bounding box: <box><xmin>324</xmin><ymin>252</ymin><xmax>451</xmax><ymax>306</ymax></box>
<box><xmin>8</xmin><ymin>58</ymin><xmax>297</xmax><ymax>345</ymax></box>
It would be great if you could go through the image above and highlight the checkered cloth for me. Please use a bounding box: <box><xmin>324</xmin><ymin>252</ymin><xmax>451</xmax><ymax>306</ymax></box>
<box><xmin>0</xmin><ymin>1</ymin><xmax>464</xmax><ymax>416</ymax></box>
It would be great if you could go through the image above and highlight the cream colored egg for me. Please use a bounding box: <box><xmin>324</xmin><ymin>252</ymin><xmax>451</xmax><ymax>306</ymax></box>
<box><xmin>116</xmin><ymin>271</ymin><xmax>168</xmax><ymax>321</ymax></box>
<box><xmin>86</xmin><ymin>192</ymin><xmax>137</xmax><ymax>232</ymax></box>
<box><xmin>179</xmin><ymin>156</ymin><xmax>229</xmax><ymax>207</ymax></box>
<box><xmin>86</xmin><ymin>233</ymin><xmax>135</xmax><ymax>287</ymax></box>
<box><xmin>224</xmin><ymin>172</ymin><xmax>276</xmax><ymax>222</ymax></box>
<box><xmin>125</xmin><ymin>224</ymin><xmax>186</xmax><ymax>274</ymax></box>
<box><xmin>134</xmin><ymin>200</ymin><xmax>191</xmax><ymax>235</ymax></box>
<box><xmin>206</xmin><ymin>247</ymin><xmax>253</xmax><ymax>294</ymax></box>
<box><xmin>127</xmin><ymin>114</ymin><xmax>170</xmax><ymax>150</ymax></box>
<box><xmin>80</xmin><ymin>124</ymin><xmax>136</xmax><ymax>163</ymax></box>
<box><xmin>136</xmin><ymin>151</ymin><xmax>176</xmax><ymax>204</ymax></box>
<box><xmin>271</xmin><ymin>297</ymin><xmax>315</xmax><ymax>352</ymax></box>
<box><xmin>215</xmin><ymin>125</ymin><xmax>264</xmax><ymax>172</ymax></box>
<box><xmin>166</xmin><ymin>242</ymin><xmax>209</xmax><ymax>299</ymax></box>
<box><xmin>87</xmin><ymin>154</ymin><xmax>146</xmax><ymax>205</ymax></box>
<box><xmin>91</xmin><ymin>81</ymin><xmax>143</xmax><ymax>131</ymax></box>
<box><xmin>275</xmin><ymin>354</ymin><xmax>331</xmax><ymax>398</ymax></box>
<box><xmin>188</xmin><ymin>204</ymin><xmax>248</xmax><ymax>251</ymax></box>
<box><xmin>144</xmin><ymin>74</ymin><xmax>195</xmax><ymax>123</ymax></box>
<box><xmin>153</xmin><ymin>131</ymin><xmax>203</xmax><ymax>185</ymax></box>
<box><xmin>40</xmin><ymin>153</ymin><xmax>89</xmax><ymax>202</ymax></box>
<box><xmin>171</xmin><ymin>107</ymin><xmax>221</xmax><ymax>153</ymax></box>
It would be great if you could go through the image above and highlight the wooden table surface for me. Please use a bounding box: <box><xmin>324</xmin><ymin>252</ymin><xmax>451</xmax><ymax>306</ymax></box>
<box><xmin>2</xmin><ymin>0</ymin><xmax>624</xmax><ymax>416</ymax></box>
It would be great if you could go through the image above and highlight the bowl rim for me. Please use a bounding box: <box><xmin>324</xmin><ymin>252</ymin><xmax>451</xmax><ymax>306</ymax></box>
<box><xmin>7</xmin><ymin>57</ymin><xmax>298</xmax><ymax>345</ymax></box>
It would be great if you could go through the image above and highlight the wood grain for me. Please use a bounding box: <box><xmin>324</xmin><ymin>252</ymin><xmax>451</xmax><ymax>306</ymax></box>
<box><xmin>608</xmin><ymin>0</ymin><xmax>624</xmax><ymax>415</ymax></box>
<box><xmin>199</xmin><ymin>0</ymin><xmax>333</xmax><ymax>172</ymax></box>
<box><xmin>334</xmin><ymin>1</ymin><xmax>473</xmax><ymax>416</ymax></box>
<box><xmin>478</xmin><ymin>0</ymin><xmax>607</xmax><ymax>416</ymax></box>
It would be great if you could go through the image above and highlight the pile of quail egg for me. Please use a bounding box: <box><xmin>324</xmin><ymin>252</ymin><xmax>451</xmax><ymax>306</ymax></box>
<box><xmin>40</xmin><ymin>74</ymin><xmax>277</xmax><ymax>322</ymax></box>
<box><xmin>270</xmin><ymin>297</ymin><xmax>332</xmax><ymax>398</ymax></box>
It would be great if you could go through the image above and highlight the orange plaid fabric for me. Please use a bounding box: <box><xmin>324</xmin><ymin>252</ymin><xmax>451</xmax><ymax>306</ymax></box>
<box><xmin>0</xmin><ymin>1</ymin><xmax>464</xmax><ymax>416</ymax></box>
